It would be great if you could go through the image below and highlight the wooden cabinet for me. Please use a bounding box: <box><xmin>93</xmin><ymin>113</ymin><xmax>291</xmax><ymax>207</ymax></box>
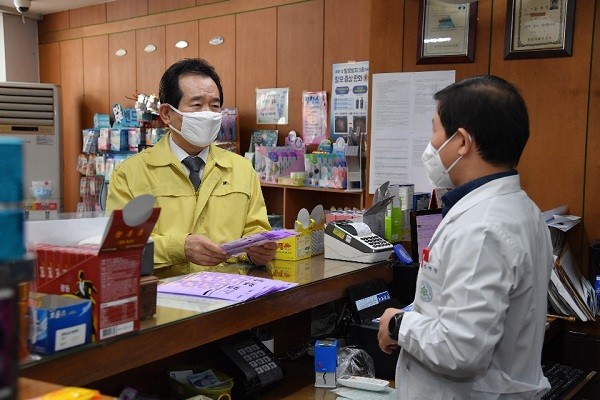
<box><xmin>261</xmin><ymin>183</ymin><xmax>364</xmax><ymax>228</ymax></box>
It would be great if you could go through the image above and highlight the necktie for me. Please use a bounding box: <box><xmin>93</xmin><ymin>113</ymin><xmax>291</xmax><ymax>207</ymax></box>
<box><xmin>182</xmin><ymin>156</ymin><xmax>204</xmax><ymax>191</ymax></box>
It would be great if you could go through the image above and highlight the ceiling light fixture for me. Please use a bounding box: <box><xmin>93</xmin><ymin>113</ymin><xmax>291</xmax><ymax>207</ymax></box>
<box><xmin>209</xmin><ymin>36</ymin><xmax>224</xmax><ymax>46</ymax></box>
<box><xmin>115</xmin><ymin>48</ymin><xmax>127</xmax><ymax>57</ymax></box>
<box><xmin>144</xmin><ymin>44</ymin><xmax>157</xmax><ymax>53</ymax></box>
<box><xmin>175</xmin><ymin>40</ymin><xmax>189</xmax><ymax>49</ymax></box>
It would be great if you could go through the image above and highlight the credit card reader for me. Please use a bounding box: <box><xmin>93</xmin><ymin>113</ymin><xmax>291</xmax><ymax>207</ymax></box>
<box><xmin>324</xmin><ymin>222</ymin><xmax>393</xmax><ymax>263</ymax></box>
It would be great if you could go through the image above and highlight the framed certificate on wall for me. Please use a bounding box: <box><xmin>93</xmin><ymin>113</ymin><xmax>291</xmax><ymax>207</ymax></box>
<box><xmin>417</xmin><ymin>0</ymin><xmax>478</xmax><ymax>64</ymax></box>
<box><xmin>504</xmin><ymin>0</ymin><xmax>575</xmax><ymax>59</ymax></box>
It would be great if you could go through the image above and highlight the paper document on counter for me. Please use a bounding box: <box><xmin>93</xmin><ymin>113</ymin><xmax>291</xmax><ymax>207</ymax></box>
<box><xmin>157</xmin><ymin>292</ymin><xmax>235</xmax><ymax>312</ymax></box>
<box><xmin>158</xmin><ymin>271</ymin><xmax>297</xmax><ymax>302</ymax></box>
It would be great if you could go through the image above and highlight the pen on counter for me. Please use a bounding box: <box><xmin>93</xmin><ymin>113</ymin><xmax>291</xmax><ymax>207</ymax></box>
<box><xmin>547</xmin><ymin>313</ymin><xmax>577</xmax><ymax>322</ymax></box>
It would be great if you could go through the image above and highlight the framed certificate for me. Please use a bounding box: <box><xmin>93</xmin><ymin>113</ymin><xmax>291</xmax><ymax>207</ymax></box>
<box><xmin>504</xmin><ymin>0</ymin><xmax>575</xmax><ymax>60</ymax></box>
<box><xmin>417</xmin><ymin>0</ymin><xmax>477</xmax><ymax>64</ymax></box>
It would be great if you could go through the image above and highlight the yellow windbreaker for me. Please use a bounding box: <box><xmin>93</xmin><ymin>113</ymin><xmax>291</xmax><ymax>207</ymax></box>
<box><xmin>106</xmin><ymin>134</ymin><xmax>271</xmax><ymax>277</ymax></box>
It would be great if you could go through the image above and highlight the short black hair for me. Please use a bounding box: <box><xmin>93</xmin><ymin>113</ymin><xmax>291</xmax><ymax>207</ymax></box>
<box><xmin>434</xmin><ymin>75</ymin><xmax>529</xmax><ymax>168</ymax></box>
<box><xmin>158</xmin><ymin>58</ymin><xmax>223</xmax><ymax>108</ymax></box>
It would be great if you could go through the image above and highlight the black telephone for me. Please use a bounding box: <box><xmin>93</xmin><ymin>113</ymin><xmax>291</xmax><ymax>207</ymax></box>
<box><xmin>215</xmin><ymin>330</ymin><xmax>283</xmax><ymax>395</ymax></box>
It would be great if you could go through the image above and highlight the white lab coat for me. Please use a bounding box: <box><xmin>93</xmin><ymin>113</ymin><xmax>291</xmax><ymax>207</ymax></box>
<box><xmin>396</xmin><ymin>175</ymin><xmax>552</xmax><ymax>400</ymax></box>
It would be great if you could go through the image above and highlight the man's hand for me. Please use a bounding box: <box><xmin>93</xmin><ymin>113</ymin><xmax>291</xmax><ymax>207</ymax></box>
<box><xmin>377</xmin><ymin>307</ymin><xmax>403</xmax><ymax>354</ymax></box>
<box><xmin>246</xmin><ymin>241</ymin><xmax>277</xmax><ymax>266</ymax></box>
<box><xmin>184</xmin><ymin>234</ymin><xmax>229</xmax><ymax>266</ymax></box>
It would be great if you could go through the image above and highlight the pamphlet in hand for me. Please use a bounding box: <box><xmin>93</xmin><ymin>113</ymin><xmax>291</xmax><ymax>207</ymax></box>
<box><xmin>220</xmin><ymin>230</ymin><xmax>297</xmax><ymax>256</ymax></box>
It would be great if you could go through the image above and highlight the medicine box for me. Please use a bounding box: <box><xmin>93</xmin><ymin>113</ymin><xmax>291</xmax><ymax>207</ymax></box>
<box><xmin>269</xmin><ymin>258</ymin><xmax>313</xmax><ymax>284</ymax></box>
<box><xmin>274</xmin><ymin>232</ymin><xmax>311</xmax><ymax>261</ymax></box>
<box><xmin>28</xmin><ymin>197</ymin><xmax>160</xmax><ymax>342</ymax></box>
<box><xmin>30</xmin><ymin>293</ymin><xmax>92</xmax><ymax>355</ymax></box>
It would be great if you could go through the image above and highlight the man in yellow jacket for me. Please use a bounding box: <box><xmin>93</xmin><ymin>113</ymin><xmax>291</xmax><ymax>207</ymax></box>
<box><xmin>106</xmin><ymin>58</ymin><xmax>276</xmax><ymax>278</ymax></box>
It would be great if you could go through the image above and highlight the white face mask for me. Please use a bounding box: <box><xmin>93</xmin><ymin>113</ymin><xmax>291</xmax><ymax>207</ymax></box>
<box><xmin>168</xmin><ymin>104</ymin><xmax>222</xmax><ymax>148</ymax></box>
<box><xmin>421</xmin><ymin>131</ymin><xmax>465</xmax><ymax>189</ymax></box>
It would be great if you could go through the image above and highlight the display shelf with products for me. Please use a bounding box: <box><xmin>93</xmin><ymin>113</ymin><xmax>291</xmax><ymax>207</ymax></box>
<box><xmin>260</xmin><ymin>183</ymin><xmax>364</xmax><ymax>228</ymax></box>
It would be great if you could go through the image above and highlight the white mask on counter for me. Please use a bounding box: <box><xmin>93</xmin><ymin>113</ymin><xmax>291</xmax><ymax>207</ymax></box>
<box><xmin>168</xmin><ymin>104</ymin><xmax>222</xmax><ymax>147</ymax></box>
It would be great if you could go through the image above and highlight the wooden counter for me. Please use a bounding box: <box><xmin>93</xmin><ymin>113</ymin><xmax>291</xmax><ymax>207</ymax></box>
<box><xmin>19</xmin><ymin>256</ymin><xmax>393</xmax><ymax>387</ymax></box>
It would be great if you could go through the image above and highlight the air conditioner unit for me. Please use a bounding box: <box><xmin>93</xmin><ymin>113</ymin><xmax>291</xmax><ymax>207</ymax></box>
<box><xmin>0</xmin><ymin>82</ymin><xmax>61</xmax><ymax>207</ymax></box>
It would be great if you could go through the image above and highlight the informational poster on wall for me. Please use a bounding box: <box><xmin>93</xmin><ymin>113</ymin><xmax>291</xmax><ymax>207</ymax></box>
<box><xmin>330</xmin><ymin>61</ymin><xmax>369</xmax><ymax>143</ymax></box>
<box><xmin>256</xmin><ymin>87</ymin><xmax>289</xmax><ymax>124</ymax></box>
<box><xmin>369</xmin><ymin>70</ymin><xmax>455</xmax><ymax>194</ymax></box>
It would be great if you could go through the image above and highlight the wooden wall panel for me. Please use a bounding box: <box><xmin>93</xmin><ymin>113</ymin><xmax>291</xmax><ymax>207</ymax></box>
<box><xmin>109</xmin><ymin>31</ymin><xmax>137</xmax><ymax>108</ymax></box>
<box><xmin>166</xmin><ymin>21</ymin><xmax>199</xmax><ymax>69</ymax></box>
<box><xmin>69</xmin><ymin>4</ymin><xmax>106</xmax><ymax>29</ymax></box>
<box><xmin>199</xmin><ymin>15</ymin><xmax>236</xmax><ymax>108</ymax></box>
<box><xmin>196</xmin><ymin>0</ymin><xmax>222</xmax><ymax>5</ymax></box>
<box><xmin>236</xmin><ymin>8</ymin><xmax>277</xmax><ymax>152</ymax></box>
<box><xmin>59</xmin><ymin>39</ymin><xmax>85</xmax><ymax>213</ymax></box>
<box><xmin>369</xmin><ymin>0</ymin><xmax>403</xmax><ymax>75</ymax></box>
<box><xmin>38</xmin><ymin>11</ymin><xmax>69</xmax><ymax>34</ymax></box>
<box><xmin>277</xmin><ymin>0</ymin><xmax>324</xmax><ymax>136</ymax></box>
<box><xmin>149</xmin><ymin>0</ymin><xmax>197</xmax><ymax>14</ymax></box>
<box><xmin>584</xmin><ymin>3</ymin><xmax>600</xmax><ymax>265</ymax></box>
<box><xmin>489</xmin><ymin>1</ymin><xmax>595</xmax><ymax>263</ymax></box>
<box><xmin>365</xmin><ymin>0</ymin><xmax>404</xmax><ymax>208</ymax></box>
<box><xmin>107</xmin><ymin>0</ymin><xmax>149</xmax><ymax>22</ymax></box>
<box><xmin>83</xmin><ymin>35</ymin><xmax>110</xmax><ymax>128</ymax></box>
<box><xmin>39</xmin><ymin>43</ymin><xmax>61</xmax><ymax>85</ymax></box>
<box><xmin>323</xmin><ymin>0</ymin><xmax>371</xmax><ymax>97</ymax></box>
<box><xmin>136</xmin><ymin>26</ymin><xmax>166</xmax><ymax>96</ymax></box>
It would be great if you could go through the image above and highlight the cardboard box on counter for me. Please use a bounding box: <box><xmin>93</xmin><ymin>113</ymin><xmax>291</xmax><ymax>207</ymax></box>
<box><xmin>30</xmin><ymin>293</ymin><xmax>92</xmax><ymax>355</ymax></box>
<box><xmin>27</xmin><ymin>195</ymin><xmax>160</xmax><ymax>342</ymax></box>
<box><xmin>274</xmin><ymin>232</ymin><xmax>311</xmax><ymax>261</ymax></box>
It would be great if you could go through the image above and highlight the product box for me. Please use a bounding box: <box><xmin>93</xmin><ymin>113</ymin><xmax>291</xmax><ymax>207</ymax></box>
<box><xmin>110</xmin><ymin>129</ymin><xmax>129</xmax><ymax>151</ymax></box>
<box><xmin>30</xmin><ymin>293</ymin><xmax>92</xmax><ymax>355</ymax></box>
<box><xmin>93</xmin><ymin>113</ymin><xmax>111</xmax><ymax>129</ymax></box>
<box><xmin>269</xmin><ymin>258</ymin><xmax>313</xmax><ymax>284</ymax></box>
<box><xmin>274</xmin><ymin>232</ymin><xmax>311</xmax><ymax>261</ymax></box>
<box><xmin>29</xmin><ymin>195</ymin><xmax>160</xmax><ymax>342</ymax></box>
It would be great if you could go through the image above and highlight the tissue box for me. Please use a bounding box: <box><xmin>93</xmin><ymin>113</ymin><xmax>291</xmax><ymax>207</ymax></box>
<box><xmin>30</xmin><ymin>293</ymin><xmax>92</xmax><ymax>355</ymax></box>
<box><xmin>274</xmin><ymin>232</ymin><xmax>311</xmax><ymax>261</ymax></box>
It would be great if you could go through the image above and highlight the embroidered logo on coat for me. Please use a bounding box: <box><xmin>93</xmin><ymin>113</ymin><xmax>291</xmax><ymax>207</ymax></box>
<box><xmin>419</xmin><ymin>280</ymin><xmax>433</xmax><ymax>302</ymax></box>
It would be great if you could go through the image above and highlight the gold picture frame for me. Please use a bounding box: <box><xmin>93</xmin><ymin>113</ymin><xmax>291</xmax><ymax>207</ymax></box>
<box><xmin>504</xmin><ymin>0</ymin><xmax>575</xmax><ymax>60</ymax></box>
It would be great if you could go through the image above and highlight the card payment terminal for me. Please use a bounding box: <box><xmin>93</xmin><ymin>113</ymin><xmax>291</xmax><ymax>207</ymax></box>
<box><xmin>324</xmin><ymin>221</ymin><xmax>393</xmax><ymax>263</ymax></box>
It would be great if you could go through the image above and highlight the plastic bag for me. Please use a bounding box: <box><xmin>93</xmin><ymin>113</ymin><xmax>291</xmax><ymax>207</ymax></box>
<box><xmin>336</xmin><ymin>346</ymin><xmax>376</xmax><ymax>379</ymax></box>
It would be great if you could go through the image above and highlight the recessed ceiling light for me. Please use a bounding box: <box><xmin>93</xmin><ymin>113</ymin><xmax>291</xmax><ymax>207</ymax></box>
<box><xmin>115</xmin><ymin>48</ymin><xmax>127</xmax><ymax>57</ymax></box>
<box><xmin>175</xmin><ymin>40</ymin><xmax>189</xmax><ymax>49</ymax></box>
<box><xmin>209</xmin><ymin>36</ymin><xmax>224</xmax><ymax>46</ymax></box>
<box><xmin>144</xmin><ymin>44</ymin><xmax>157</xmax><ymax>53</ymax></box>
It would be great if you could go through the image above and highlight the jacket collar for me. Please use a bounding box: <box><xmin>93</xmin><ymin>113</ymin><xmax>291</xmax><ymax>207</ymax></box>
<box><xmin>147</xmin><ymin>133</ymin><xmax>233</xmax><ymax>169</ymax></box>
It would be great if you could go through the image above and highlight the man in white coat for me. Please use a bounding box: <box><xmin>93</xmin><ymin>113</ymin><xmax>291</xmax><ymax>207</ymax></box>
<box><xmin>378</xmin><ymin>75</ymin><xmax>553</xmax><ymax>399</ymax></box>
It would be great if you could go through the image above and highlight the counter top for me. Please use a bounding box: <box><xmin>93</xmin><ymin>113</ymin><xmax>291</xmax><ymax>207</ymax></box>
<box><xmin>19</xmin><ymin>256</ymin><xmax>393</xmax><ymax>387</ymax></box>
